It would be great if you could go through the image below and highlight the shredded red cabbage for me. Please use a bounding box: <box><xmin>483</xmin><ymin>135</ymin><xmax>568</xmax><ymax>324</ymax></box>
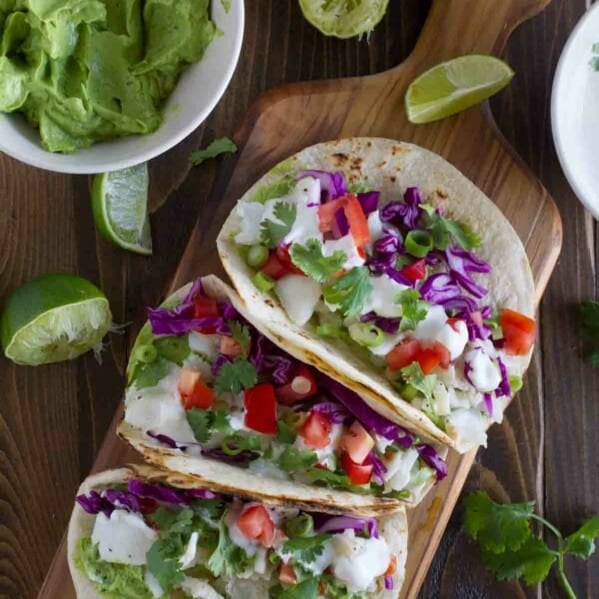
<box><xmin>458</xmin><ymin>309</ymin><xmax>493</xmax><ymax>341</ymax></box>
<box><xmin>265</xmin><ymin>355</ymin><xmax>294</xmax><ymax>384</ymax></box>
<box><xmin>317</xmin><ymin>515</ymin><xmax>379</xmax><ymax>538</ymax></box>
<box><xmin>357</xmin><ymin>191</ymin><xmax>380</xmax><ymax>215</ymax></box>
<box><xmin>211</xmin><ymin>353</ymin><xmax>233</xmax><ymax>376</ymax></box>
<box><xmin>249</xmin><ymin>333</ymin><xmax>270</xmax><ymax>372</ymax></box>
<box><xmin>360</xmin><ymin>312</ymin><xmax>400</xmax><ymax>334</ymax></box>
<box><xmin>380</xmin><ymin>187</ymin><xmax>423</xmax><ymax>230</ymax></box>
<box><xmin>420</xmin><ymin>274</ymin><xmax>461</xmax><ymax>305</ymax></box>
<box><xmin>310</xmin><ymin>402</ymin><xmax>350</xmax><ymax>423</ymax></box>
<box><xmin>128</xmin><ymin>479</ymin><xmax>218</xmax><ymax>503</ymax></box>
<box><xmin>76</xmin><ymin>490</ymin><xmax>113</xmax><ymax>516</ymax></box>
<box><xmin>367</xmin><ymin>450</ymin><xmax>387</xmax><ymax>485</ymax></box>
<box><xmin>384</xmin><ymin>575</ymin><xmax>394</xmax><ymax>590</ymax></box>
<box><xmin>482</xmin><ymin>393</ymin><xmax>494</xmax><ymax>417</ymax></box>
<box><xmin>146</xmin><ymin>430</ymin><xmax>187</xmax><ymax>449</ymax></box>
<box><xmin>444</xmin><ymin>246</ymin><xmax>489</xmax><ymax>299</ymax></box>
<box><xmin>415</xmin><ymin>444</ymin><xmax>448</xmax><ymax>481</ymax></box>
<box><xmin>495</xmin><ymin>357</ymin><xmax>511</xmax><ymax>397</ymax></box>
<box><xmin>383</xmin><ymin>266</ymin><xmax>414</xmax><ymax>287</ymax></box>
<box><xmin>334</xmin><ymin>208</ymin><xmax>350</xmax><ymax>237</ymax></box>
<box><xmin>297</xmin><ymin>170</ymin><xmax>347</xmax><ymax>202</ymax></box>
<box><xmin>317</xmin><ymin>373</ymin><xmax>414</xmax><ymax>446</ymax></box>
<box><xmin>373</xmin><ymin>232</ymin><xmax>401</xmax><ymax>255</ymax></box>
<box><xmin>217</xmin><ymin>300</ymin><xmax>239</xmax><ymax>320</ymax></box>
<box><xmin>102</xmin><ymin>489</ymin><xmax>141</xmax><ymax>512</ymax></box>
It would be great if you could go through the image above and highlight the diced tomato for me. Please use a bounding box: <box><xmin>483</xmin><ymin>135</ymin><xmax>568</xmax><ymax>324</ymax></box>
<box><xmin>400</xmin><ymin>259</ymin><xmax>426</xmax><ymax>281</ymax></box>
<box><xmin>244</xmin><ymin>384</ymin><xmax>278</xmax><ymax>434</ymax></box>
<box><xmin>236</xmin><ymin>504</ymin><xmax>276</xmax><ymax>547</ymax></box>
<box><xmin>341</xmin><ymin>452</ymin><xmax>373</xmax><ymax>485</ymax></box>
<box><xmin>178</xmin><ymin>368</ymin><xmax>215</xmax><ymax>410</ymax></box>
<box><xmin>413</xmin><ymin>342</ymin><xmax>450</xmax><ymax>374</ymax></box>
<box><xmin>275</xmin><ymin>245</ymin><xmax>304</xmax><ymax>275</ymax></box>
<box><xmin>138</xmin><ymin>497</ymin><xmax>158</xmax><ymax>515</ymax></box>
<box><xmin>318</xmin><ymin>198</ymin><xmax>348</xmax><ymax>233</ymax></box>
<box><xmin>275</xmin><ymin>365</ymin><xmax>318</xmax><ymax>405</ymax></box>
<box><xmin>447</xmin><ymin>317</ymin><xmax>463</xmax><ymax>330</ymax></box>
<box><xmin>300</xmin><ymin>411</ymin><xmax>332</xmax><ymax>449</ymax></box>
<box><xmin>340</xmin><ymin>421</ymin><xmax>375</xmax><ymax>464</ymax></box>
<box><xmin>279</xmin><ymin>562</ymin><xmax>297</xmax><ymax>585</ymax></box>
<box><xmin>386</xmin><ymin>339</ymin><xmax>421</xmax><ymax>371</ymax></box>
<box><xmin>343</xmin><ymin>195</ymin><xmax>370</xmax><ymax>247</ymax></box>
<box><xmin>500</xmin><ymin>309</ymin><xmax>536</xmax><ymax>355</ymax></box>
<box><xmin>385</xmin><ymin>555</ymin><xmax>397</xmax><ymax>576</ymax></box>
<box><xmin>192</xmin><ymin>297</ymin><xmax>220</xmax><ymax>333</ymax></box>
<box><xmin>220</xmin><ymin>336</ymin><xmax>242</xmax><ymax>358</ymax></box>
<box><xmin>261</xmin><ymin>253</ymin><xmax>288</xmax><ymax>280</ymax></box>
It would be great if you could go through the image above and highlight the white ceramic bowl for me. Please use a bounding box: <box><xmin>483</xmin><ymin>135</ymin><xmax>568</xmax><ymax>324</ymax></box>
<box><xmin>0</xmin><ymin>2</ymin><xmax>244</xmax><ymax>174</ymax></box>
<box><xmin>552</xmin><ymin>2</ymin><xmax>599</xmax><ymax>220</ymax></box>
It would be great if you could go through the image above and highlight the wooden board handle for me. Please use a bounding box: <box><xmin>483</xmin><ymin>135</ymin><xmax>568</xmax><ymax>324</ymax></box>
<box><xmin>408</xmin><ymin>0</ymin><xmax>551</xmax><ymax>68</ymax></box>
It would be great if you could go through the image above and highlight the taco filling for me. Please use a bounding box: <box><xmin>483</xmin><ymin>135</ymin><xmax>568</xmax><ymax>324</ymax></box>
<box><xmin>74</xmin><ymin>477</ymin><xmax>401</xmax><ymax>598</ymax></box>
<box><xmin>228</xmin><ymin>170</ymin><xmax>536</xmax><ymax>451</ymax></box>
<box><xmin>123</xmin><ymin>279</ymin><xmax>446</xmax><ymax>502</ymax></box>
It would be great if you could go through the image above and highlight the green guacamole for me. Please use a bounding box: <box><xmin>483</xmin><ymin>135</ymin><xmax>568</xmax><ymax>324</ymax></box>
<box><xmin>0</xmin><ymin>0</ymin><xmax>217</xmax><ymax>153</ymax></box>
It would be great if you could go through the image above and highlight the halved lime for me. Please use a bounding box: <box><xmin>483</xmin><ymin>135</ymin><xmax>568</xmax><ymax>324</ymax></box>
<box><xmin>92</xmin><ymin>163</ymin><xmax>152</xmax><ymax>255</ymax></box>
<box><xmin>0</xmin><ymin>273</ymin><xmax>112</xmax><ymax>366</ymax></box>
<box><xmin>405</xmin><ymin>55</ymin><xmax>514</xmax><ymax>124</ymax></box>
<box><xmin>298</xmin><ymin>0</ymin><xmax>389</xmax><ymax>39</ymax></box>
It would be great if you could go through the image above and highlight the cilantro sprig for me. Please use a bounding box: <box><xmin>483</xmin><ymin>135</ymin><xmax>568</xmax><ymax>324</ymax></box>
<box><xmin>464</xmin><ymin>491</ymin><xmax>599</xmax><ymax>598</ymax></box>
<box><xmin>282</xmin><ymin>533</ymin><xmax>332</xmax><ymax>563</ymax></box>
<box><xmin>290</xmin><ymin>238</ymin><xmax>347</xmax><ymax>283</ymax></box>
<box><xmin>213</xmin><ymin>359</ymin><xmax>257</xmax><ymax>394</ymax></box>
<box><xmin>396</xmin><ymin>289</ymin><xmax>429</xmax><ymax>331</ymax></box>
<box><xmin>421</xmin><ymin>203</ymin><xmax>480</xmax><ymax>250</ymax></box>
<box><xmin>227</xmin><ymin>320</ymin><xmax>251</xmax><ymax>358</ymax></box>
<box><xmin>190</xmin><ymin>137</ymin><xmax>237</xmax><ymax>166</ymax></box>
<box><xmin>186</xmin><ymin>408</ymin><xmax>231</xmax><ymax>443</ymax></box>
<box><xmin>577</xmin><ymin>301</ymin><xmax>599</xmax><ymax>366</ymax></box>
<box><xmin>260</xmin><ymin>202</ymin><xmax>297</xmax><ymax>247</ymax></box>
<box><xmin>323</xmin><ymin>266</ymin><xmax>372</xmax><ymax>318</ymax></box>
<box><xmin>400</xmin><ymin>363</ymin><xmax>437</xmax><ymax>402</ymax></box>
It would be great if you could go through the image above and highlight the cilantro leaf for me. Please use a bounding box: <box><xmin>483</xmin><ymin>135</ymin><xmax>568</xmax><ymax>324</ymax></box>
<box><xmin>208</xmin><ymin>516</ymin><xmax>253</xmax><ymax>577</ymax></box>
<box><xmin>253</xmin><ymin>177</ymin><xmax>296</xmax><ymax>204</ymax></box>
<box><xmin>191</xmin><ymin>498</ymin><xmax>226</xmax><ymax>522</ymax></box>
<box><xmin>227</xmin><ymin>320</ymin><xmax>251</xmax><ymax>358</ymax></box>
<box><xmin>277</xmin><ymin>419</ymin><xmax>297</xmax><ymax>443</ymax></box>
<box><xmin>564</xmin><ymin>516</ymin><xmax>599</xmax><ymax>559</ymax></box>
<box><xmin>396</xmin><ymin>289</ymin><xmax>429</xmax><ymax>331</ymax></box>
<box><xmin>348</xmin><ymin>182</ymin><xmax>370</xmax><ymax>193</ymax></box>
<box><xmin>260</xmin><ymin>202</ymin><xmax>297</xmax><ymax>247</ymax></box>
<box><xmin>400</xmin><ymin>363</ymin><xmax>437</xmax><ymax>402</ymax></box>
<box><xmin>421</xmin><ymin>204</ymin><xmax>480</xmax><ymax>250</ymax></box>
<box><xmin>577</xmin><ymin>301</ymin><xmax>599</xmax><ymax>366</ymax></box>
<box><xmin>323</xmin><ymin>266</ymin><xmax>372</xmax><ymax>318</ymax></box>
<box><xmin>290</xmin><ymin>238</ymin><xmax>347</xmax><ymax>283</ymax></box>
<box><xmin>481</xmin><ymin>536</ymin><xmax>557</xmax><ymax>585</ymax></box>
<box><xmin>213</xmin><ymin>359</ymin><xmax>257</xmax><ymax>394</ymax></box>
<box><xmin>135</xmin><ymin>358</ymin><xmax>170</xmax><ymax>390</ymax></box>
<box><xmin>282</xmin><ymin>534</ymin><xmax>332</xmax><ymax>563</ymax></box>
<box><xmin>221</xmin><ymin>432</ymin><xmax>263</xmax><ymax>454</ymax></box>
<box><xmin>190</xmin><ymin>137</ymin><xmax>237</xmax><ymax>166</ymax></box>
<box><xmin>146</xmin><ymin>541</ymin><xmax>185</xmax><ymax>593</ymax></box>
<box><xmin>278</xmin><ymin>446</ymin><xmax>318</xmax><ymax>472</ymax></box>
<box><xmin>186</xmin><ymin>409</ymin><xmax>213</xmax><ymax>443</ymax></box>
<box><xmin>153</xmin><ymin>336</ymin><xmax>190</xmax><ymax>366</ymax></box>
<box><xmin>212</xmin><ymin>410</ymin><xmax>232</xmax><ymax>432</ymax></box>
<box><xmin>270</xmin><ymin>578</ymin><xmax>319</xmax><ymax>599</ymax></box>
<box><xmin>463</xmin><ymin>491</ymin><xmax>535</xmax><ymax>553</ymax></box>
<box><xmin>306</xmin><ymin>467</ymin><xmax>351</xmax><ymax>489</ymax></box>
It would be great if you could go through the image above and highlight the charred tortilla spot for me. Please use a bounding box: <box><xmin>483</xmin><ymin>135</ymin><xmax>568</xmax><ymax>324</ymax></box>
<box><xmin>331</xmin><ymin>152</ymin><xmax>349</xmax><ymax>165</ymax></box>
<box><xmin>435</xmin><ymin>188</ymin><xmax>449</xmax><ymax>200</ymax></box>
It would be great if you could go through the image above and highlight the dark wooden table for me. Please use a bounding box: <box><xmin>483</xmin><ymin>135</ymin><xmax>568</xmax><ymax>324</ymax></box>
<box><xmin>0</xmin><ymin>1</ymin><xmax>597</xmax><ymax>598</ymax></box>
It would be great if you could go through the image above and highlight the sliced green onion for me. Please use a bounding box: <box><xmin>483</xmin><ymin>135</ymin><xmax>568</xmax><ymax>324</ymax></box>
<box><xmin>221</xmin><ymin>435</ymin><xmax>246</xmax><ymax>456</ymax></box>
<box><xmin>348</xmin><ymin>322</ymin><xmax>385</xmax><ymax>348</ymax></box>
<box><xmin>246</xmin><ymin>244</ymin><xmax>269</xmax><ymax>268</ymax></box>
<box><xmin>509</xmin><ymin>375</ymin><xmax>523</xmax><ymax>393</ymax></box>
<box><xmin>252</xmin><ymin>271</ymin><xmax>275</xmax><ymax>292</ymax></box>
<box><xmin>405</xmin><ymin>230</ymin><xmax>433</xmax><ymax>258</ymax></box>
<box><xmin>133</xmin><ymin>343</ymin><xmax>158</xmax><ymax>364</ymax></box>
<box><xmin>400</xmin><ymin>383</ymin><xmax>419</xmax><ymax>401</ymax></box>
<box><xmin>316</xmin><ymin>324</ymin><xmax>348</xmax><ymax>339</ymax></box>
<box><xmin>284</xmin><ymin>514</ymin><xmax>314</xmax><ymax>538</ymax></box>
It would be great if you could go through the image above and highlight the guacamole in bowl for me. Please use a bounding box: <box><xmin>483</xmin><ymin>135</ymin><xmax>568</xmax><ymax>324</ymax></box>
<box><xmin>0</xmin><ymin>0</ymin><xmax>244</xmax><ymax>173</ymax></box>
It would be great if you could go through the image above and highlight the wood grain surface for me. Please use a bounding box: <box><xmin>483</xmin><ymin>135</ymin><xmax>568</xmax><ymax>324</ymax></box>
<box><xmin>0</xmin><ymin>1</ymin><xmax>596</xmax><ymax>598</ymax></box>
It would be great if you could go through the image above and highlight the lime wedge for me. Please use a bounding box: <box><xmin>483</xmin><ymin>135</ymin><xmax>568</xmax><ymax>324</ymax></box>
<box><xmin>1</xmin><ymin>273</ymin><xmax>112</xmax><ymax>366</ymax></box>
<box><xmin>405</xmin><ymin>55</ymin><xmax>514</xmax><ymax>124</ymax></box>
<box><xmin>92</xmin><ymin>163</ymin><xmax>152</xmax><ymax>255</ymax></box>
<box><xmin>298</xmin><ymin>0</ymin><xmax>389</xmax><ymax>39</ymax></box>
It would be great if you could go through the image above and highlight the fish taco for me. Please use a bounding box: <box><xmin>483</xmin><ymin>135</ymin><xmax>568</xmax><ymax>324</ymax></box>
<box><xmin>68</xmin><ymin>464</ymin><xmax>407</xmax><ymax>598</ymax></box>
<box><xmin>117</xmin><ymin>275</ymin><xmax>447</xmax><ymax>511</ymax></box>
<box><xmin>217</xmin><ymin>138</ymin><xmax>536</xmax><ymax>452</ymax></box>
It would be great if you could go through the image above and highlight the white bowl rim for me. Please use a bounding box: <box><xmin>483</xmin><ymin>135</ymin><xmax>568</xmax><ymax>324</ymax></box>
<box><xmin>551</xmin><ymin>1</ymin><xmax>599</xmax><ymax>220</ymax></box>
<box><xmin>0</xmin><ymin>2</ymin><xmax>245</xmax><ymax>175</ymax></box>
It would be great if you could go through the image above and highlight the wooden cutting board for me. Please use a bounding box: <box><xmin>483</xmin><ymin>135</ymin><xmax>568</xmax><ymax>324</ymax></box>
<box><xmin>38</xmin><ymin>0</ymin><xmax>562</xmax><ymax>597</ymax></box>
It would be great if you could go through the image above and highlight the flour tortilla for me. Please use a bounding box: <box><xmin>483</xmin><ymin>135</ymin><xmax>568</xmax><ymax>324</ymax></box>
<box><xmin>118</xmin><ymin>275</ymin><xmax>438</xmax><ymax>512</ymax></box>
<box><xmin>67</xmin><ymin>464</ymin><xmax>408</xmax><ymax>599</ymax></box>
<box><xmin>217</xmin><ymin>138</ymin><xmax>536</xmax><ymax>450</ymax></box>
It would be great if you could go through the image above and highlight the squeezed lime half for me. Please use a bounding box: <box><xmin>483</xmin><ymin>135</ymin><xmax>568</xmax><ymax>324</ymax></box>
<box><xmin>299</xmin><ymin>0</ymin><xmax>389</xmax><ymax>39</ymax></box>
<box><xmin>0</xmin><ymin>273</ymin><xmax>112</xmax><ymax>366</ymax></box>
<box><xmin>92</xmin><ymin>163</ymin><xmax>152</xmax><ymax>255</ymax></box>
<box><xmin>405</xmin><ymin>55</ymin><xmax>514</xmax><ymax>124</ymax></box>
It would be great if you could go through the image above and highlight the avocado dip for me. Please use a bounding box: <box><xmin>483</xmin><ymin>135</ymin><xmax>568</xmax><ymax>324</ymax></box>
<box><xmin>0</xmin><ymin>0</ymin><xmax>217</xmax><ymax>153</ymax></box>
